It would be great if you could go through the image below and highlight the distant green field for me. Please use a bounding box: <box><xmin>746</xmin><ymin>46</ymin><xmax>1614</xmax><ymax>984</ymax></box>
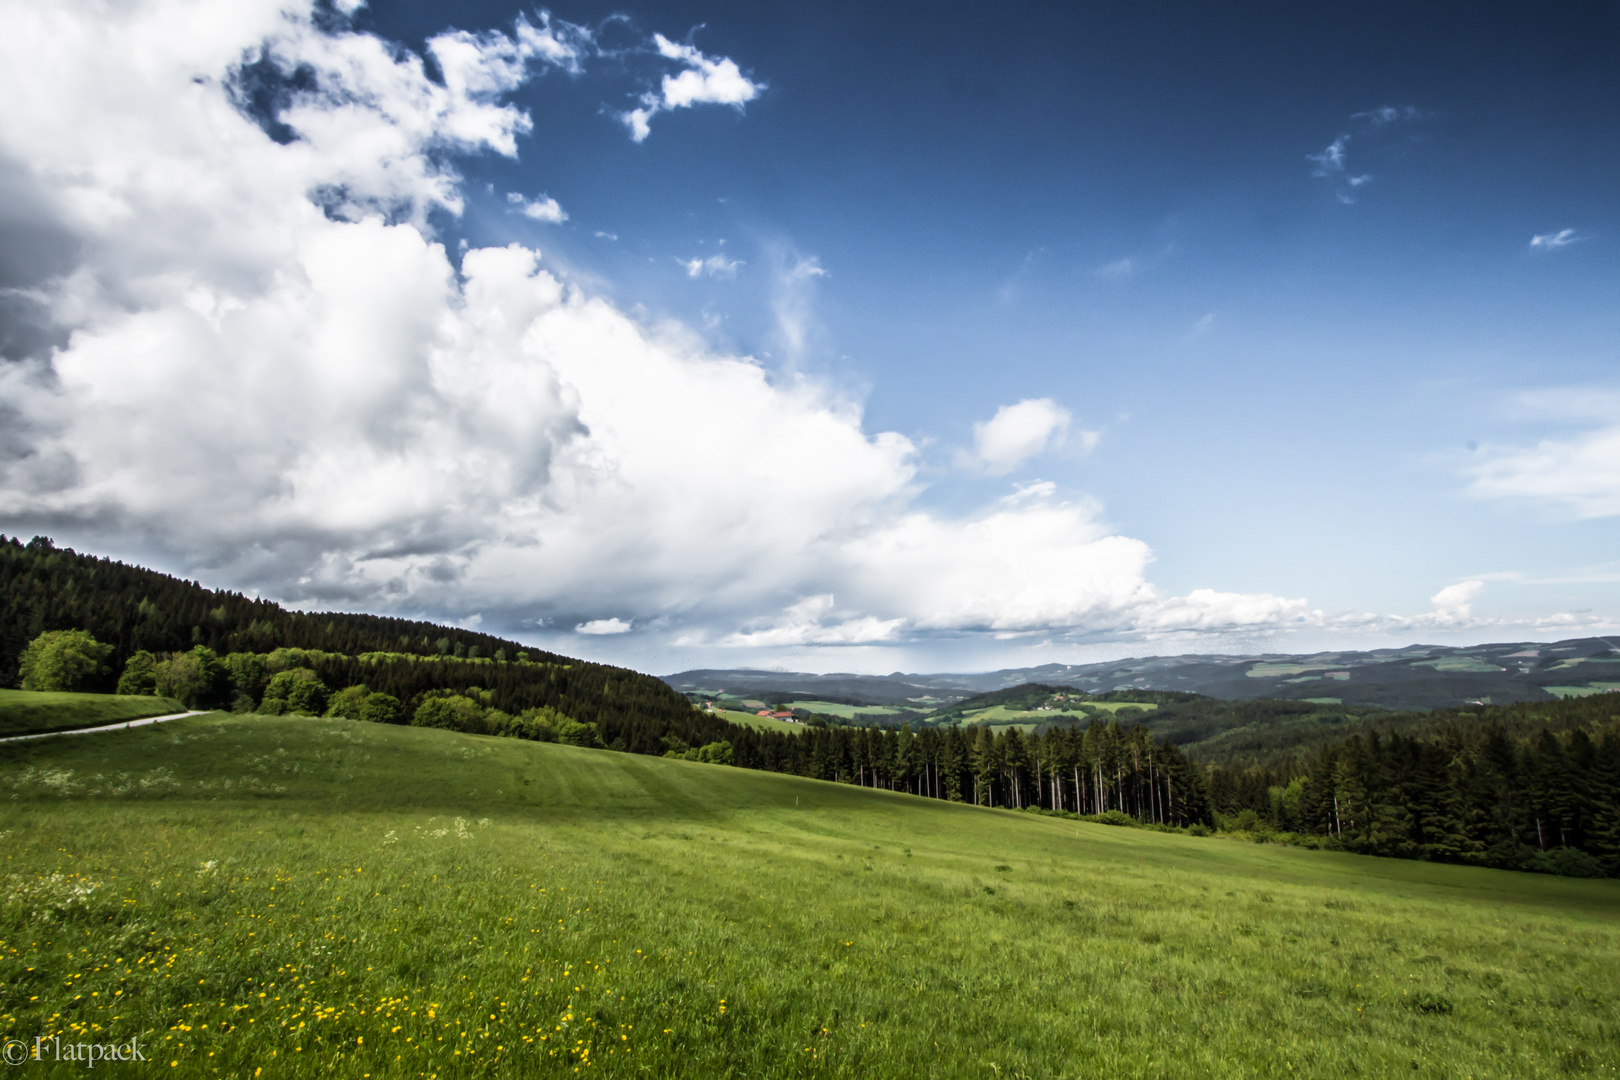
<box><xmin>955</xmin><ymin>701</ymin><xmax>1159</xmax><ymax>728</ymax></box>
<box><xmin>1545</xmin><ymin>683</ymin><xmax>1620</xmax><ymax>699</ymax></box>
<box><xmin>1413</xmin><ymin>657</ymin><xmax>1505</xmax><ymax>673</ymax></box>
<box><xmin>0</xmin><ymin>688</ymin><xmax>185</xmax><ymax>737</ymax></box>
<box><xmin>712</xmin><ymin>708</ymin><xmax>805</xmax><ymax>732</ymax></box>
<box><xmin>1246</xmin><ymin>662</ymin><xmax>1330</xmax><ymax>677</ymax></box>
<box><xmin>1085</xmin><ymin>700</ymin><xmax>1161</xmax><ymax>714</ymax></box>
<box><xmin>786</xmin><ymin>700</ymin><xmax>916</xmax><ymax>720</ymax></box>
<box><xmin>0</xmin><ymin>715</ymin><xmax>1614</xmax><ymax>1078</ymax></box>
<box><xmin>1546</xmin><ymin>658</ymin><xmax>1620</xmax><ymax>672</ymax></box>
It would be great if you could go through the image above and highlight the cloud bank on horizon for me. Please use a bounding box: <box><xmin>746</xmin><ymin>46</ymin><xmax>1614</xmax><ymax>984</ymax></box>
<box><xmin>0</xmin><ymin>0</ymin><xmax>1611</xmax><ymax>669</ymax></box>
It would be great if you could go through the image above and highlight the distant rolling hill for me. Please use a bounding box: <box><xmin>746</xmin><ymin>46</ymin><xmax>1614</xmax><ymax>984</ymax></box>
<box><xmin>665</xmin><ymin>635</ymin><xmax>1620</xmax><ymax>713</ymax></box>
<box><xmin>662</xmin><ymin>668</ymin><xmax>964</xmax><ymax>708</ymax></box>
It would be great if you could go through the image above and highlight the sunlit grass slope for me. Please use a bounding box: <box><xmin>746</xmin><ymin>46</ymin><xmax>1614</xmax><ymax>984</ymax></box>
<box><xmin>0</xmin><ymin>688</ymin><xmax>186</xmax><ymax>737</ymax></box>
<box><xmin>1</xmin><ymin>715</ymin><xmax>1616</xmax><ymax>1079</ymax></box>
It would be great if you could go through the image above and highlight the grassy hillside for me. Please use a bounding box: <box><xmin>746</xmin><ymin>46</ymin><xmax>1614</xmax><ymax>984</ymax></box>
<box><xmin>0</xmin><ymin>688</ymin><xmax>186</xmax><ymax>737</ymax></box>
<box><xmin>0</xmin><ymin>716</ymin><xmax>1614</xmax><ymax>1078</ymax></box>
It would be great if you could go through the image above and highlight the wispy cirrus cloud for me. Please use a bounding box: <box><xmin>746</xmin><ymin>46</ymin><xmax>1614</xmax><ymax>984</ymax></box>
<box><xmin>1462</xmin><ymin>389</ymin><xmax>1620</xmax><ymax>518</ymax></box>
<box><xmin>1307</xmin><ymin>136</ymin><xmax>1372</xmax><ymax>203</ymax></box>
<box><xmin>1185</xmin><ymin>312</ymin><xmax>1216</xmax><ymax>340</ymax></box>
<box><xmin>1308</xmin><ymin>105</ymin><xmax>1427</xmax><ymax>203</ymax></box>
<box><xmin>769</xmin><ymin>251</ymin><xmax>828</xmax><ymax>361</ymax></box>
<box><xmin>1351</xmin><ymin>105</ymin><xmax>1427</xmax><ymax>127</ymax></box>
<box><xmin>621</xmin><ymin>33</ymin><xmax>763</xmax><ymax>142</ymax></box>
<box><xmin>683</xmin><ymin>253</ymin><xmax>742</xmax><ymax>278</ymax></box>
<box><xmin>1095</xmin><ymin>257</ymin><xmax>1135</xmax><ymax>280</ymax></box>
<box><xmin>1530</xmin><ymin>228</ymin><xmax>1584</xmax><ymax>251</ymax></box>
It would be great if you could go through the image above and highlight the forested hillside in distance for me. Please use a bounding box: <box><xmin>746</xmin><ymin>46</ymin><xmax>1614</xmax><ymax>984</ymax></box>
<box><xmin>0</xmin><ymin>535</ymin><xmax>568</xmax><ymax>687</ymax></box>
<box><xmin>0</xmin><ymin>536</ymin><xmax>711</xmax><ymax>743</ymax></box>
<box><xmin>1106</xmin><ymin>695</ymin><xmax>1388</xmax><ymax>764</ymax></box>
<box><xmin>1167</xmin><ymin>691</ymin><xmax>1620</xmax><ymax>769</ymax></box>
<box><xmin>671</xmin><ymin>637</ymin><xmax>1620</xmax><ymax>711</ymax></box>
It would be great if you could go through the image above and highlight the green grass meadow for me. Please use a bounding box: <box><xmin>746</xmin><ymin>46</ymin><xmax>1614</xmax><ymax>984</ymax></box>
<box><xmin>952</xmin><ymin>700</ymin><xmax>1160</xmax><ymax>730</ymax></box>
<box><xmin>0</xmin><ymin>715</ymin><xmax>1616</xmax><ymax>1078</ymax></box>
<box><xmin>776</xmin><ymin>702</ymin><xmax>917</xmax><ymax>721</ymax></box>
<box><xmin>1547</xmin><ymin>684</ymin><xmax>1620</xmax><ymax>699</ymax></box>
<box><xmin>711</xmin><ymin>709</ymin><xmax>805</xmax><ymax>733</ymax></box>
<box><xmin>0</xmin><ymin>689</ymin><xmax>186</xmax><ymax>738</ymax></box>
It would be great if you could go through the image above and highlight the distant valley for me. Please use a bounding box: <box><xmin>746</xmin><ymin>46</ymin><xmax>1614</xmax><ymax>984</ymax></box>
<box><xmin>665</xmin><ymin>635</ymin><xmax>1620</xmax><ymax>713</ymax></box>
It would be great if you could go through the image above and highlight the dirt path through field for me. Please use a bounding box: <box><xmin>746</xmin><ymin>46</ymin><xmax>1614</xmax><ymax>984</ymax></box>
<box><xmin>0</xmin><ymin>710</ymin><xmax>209</xmax><ymax>743</ymax></box>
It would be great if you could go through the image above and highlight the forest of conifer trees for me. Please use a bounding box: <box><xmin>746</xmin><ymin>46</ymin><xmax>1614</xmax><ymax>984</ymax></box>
<box><xmin>723</xmin><ymin>721</ymin><xmax>1212</xmax><ymax>827</ymax></box>
<box><xmin>1202</xmin><ymin>705</ymin><xmax>1620</xmax><ymax>876</ymax></box>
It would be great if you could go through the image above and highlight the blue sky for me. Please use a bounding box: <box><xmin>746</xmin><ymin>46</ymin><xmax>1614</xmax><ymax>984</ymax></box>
<box><xmin>397</xmin><ymin>0</ymin><xmax>1620</xmax><ymax>641</ymax></box>
<box><xmin>2</xmin><ymin>0</ymin><xmax>1618</xmax><ymax>671</ymax></box>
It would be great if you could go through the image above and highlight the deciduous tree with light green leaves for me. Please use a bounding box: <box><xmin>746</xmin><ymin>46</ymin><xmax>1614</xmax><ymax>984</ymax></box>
<box><xmin>153</xmin><ymin>646</ymin><xmax>232</xmax><ymax>709</ymax></box>
<box><xmin>259</xmin><ymin>668</ymin><xmax>330</xmax><ymax>716</ymax></box>
<box><xmin>359</xmin><ymin>692</ymin><xmax>402</xmax><ymax>725</ymax></box>
<box><xmin>18</xmin><ymin>629</ymin><xmax>113</xmax><ymax>692</ymax></box>
<box><xmin>116</xmin><ymin>649</ymin><xmax>159</xmax><ymax>695</ymax></box>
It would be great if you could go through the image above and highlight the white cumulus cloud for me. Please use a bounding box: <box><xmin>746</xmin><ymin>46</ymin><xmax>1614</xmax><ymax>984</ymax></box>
<box><xmin>621</xmin><ymin>33</ymin><xmax>763</xmax><ymax>143</ymax></box>
<box><xmin>576</xmin><ymin>618</ymin><xmax>632</xmax><ymax>635</ymax></box>
<box><xmin>0</xmin><ymin>0</ymin><xmax>1333</xmax><ymax>665</ymax></box>
<box><xmin>1430</xmin><ymin>580</ymin><xmax>1484</xmax><ymax>621</ymax></box>
<box><xmin>507</xmin><ymin>191</ymin><xmax>567</xmax><ymax>222</ymax></box>
<box><xmin>966</xmin><ymin>398</ymin><xmax>1075</xmax><ymax>475</ymax></box>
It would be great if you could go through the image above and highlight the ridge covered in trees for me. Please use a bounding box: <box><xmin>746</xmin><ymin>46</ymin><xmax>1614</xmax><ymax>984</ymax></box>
<box><xmin>0</xmin><ymin>535</ymin><xmax>571</xmax><ymax>682</ymax></box>
<box><xmin>0</xmin><ymin>536</ymin><xmax>708</xmax><ymax>741</ymax></box>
